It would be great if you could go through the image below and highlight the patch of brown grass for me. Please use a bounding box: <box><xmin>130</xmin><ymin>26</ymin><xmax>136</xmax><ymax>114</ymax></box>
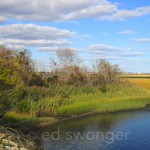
<box><xmin>128</xmin><ymin>78</ymin><xmax>150</xmax><ymax>90</ymax></box>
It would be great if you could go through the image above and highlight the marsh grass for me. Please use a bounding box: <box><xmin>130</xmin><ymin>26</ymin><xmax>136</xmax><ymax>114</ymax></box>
<box><xmin>1</xmin><ymin>83</ymin><xmax>149</xmax><ymax>122</ymax></box>
<box><xmin>1</xmin><ymin>111</ymin><xmax>40</xmax><ymax>126</ymax></box>
<box><xmin>54</xmin><ymin>96</ymin><xmax>150</xmax><ymax>117</ymax></box>
<box><xmin>122</xmin><ymin>74</ymin><xmax>150</xmax><ymax>90</ymax></box>
<box><xmin>128</xmin><ymin>78</ymin><xmax>150</xmax><ymax>90</ymax></box>
<box><xmin>38</xmin><ymin>83</ymin><xmax>150</xmax><ymax>117</ymax></box>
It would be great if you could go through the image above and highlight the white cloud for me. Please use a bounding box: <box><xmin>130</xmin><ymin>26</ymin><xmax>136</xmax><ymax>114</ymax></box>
<box><xmin>82</xmin><ymin>34</ymin><xmax>91</xmax><ymax>38</ymax></box>
<box><xmin>123</xmin><ymin>52</ymin><xmax>144</xmax><ymax>57</ymax></box>
<box><xmin>132</xmin><ymin>38</ymin><xmax>150</xmax><ymax>43</ymax></box>
<box><xmin>0</xmin><ymin>0</ymin><xmax>117</xmax><ymax>22</ymax></box>
<box><xmin>0</xmin><ymin>24</ymin><xmax>74</xmax><ymax>50</ymax></box>
<box><xmin>79</xmin><ymin>34</ymin><xmax>92</xmax><ymax>39</ymax></box>
<box><xmin>35</xmin><ymin>44</ymin><xmax>131</xmax><ymax>59</ymax></box>
<box><xmin>0</xmin><ymin>16</ymin><xmax>7</xmax><ymax>23</ymax></box>
<box><xmin>0</xmin><ymin>39</ymin><xmax>72</xmax><ymax>47</ymax></box>
<box><xmin>64</xmin><ymin>4</ymin><xmax>117</xmax><ymax>20</ymax></box>
<box><xmin>118</xmin><ymin>30</ymin><xmax>134</xmax><ymax>35</ymax></box>
<box><xmin>5</xmin><ymin>44</ymin><xmax>26</xmax><ymax>50</ymax></box>
<box><xmin>0</xmin><ymin>1</ymin><xmax>149</xmax><ymax>22</ymax></box>
<box><xmin>37</xmin><ymin>47</ymin><xmax>59</xmax><ymax>52</ymax></box>
<box><xmin>0</xmin><ymin>24</ymin><xmax>91</xmax><ymax>53</ymax></box>
<box><xmin>83</xmin><ymin>44</ymin><xmax>143</xmax><ymax>59</ymax></box>
<box><xmin>87</xmin><ymin>44</ymin><xmax>123</xmax><ymax>52</ymax></box>
<box><xmin>106</xmin><ymin>6</ymin><xmax>150</xmax><ymax>21</ymax></box>
<box><xmin>0</xmin><ymin>24</ymin><xmax>75</xmax><ymax>40</ymax></box>
<box><xmin>102</xmin><ymin>32</ymin><xmax>107</xmax><ymax>36</ymax></box>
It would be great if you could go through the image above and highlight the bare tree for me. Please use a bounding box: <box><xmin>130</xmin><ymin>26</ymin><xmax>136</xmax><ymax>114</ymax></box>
<box><xmin>49</xmin><ymin>48</ymin><xmax>82</xmax><ymax>74</ymax></box>
<box><xmin>49</xmin><ymin>48</ymin><xmax>84</xmax><ymax>83</ymax></box>
<box><xmin>49</xmin><ymin>57</ymin><xmax>60</xmax><ymax>75</ymax></box>
<box><xmin>57</xmin><ymin>48</ymin><xmax>82</xmax><ymax>68</ymax></box>
<box><xmin>96</xmin><ymin>59</ymin><xmax>121</xmax><ymax>83</ymax></box>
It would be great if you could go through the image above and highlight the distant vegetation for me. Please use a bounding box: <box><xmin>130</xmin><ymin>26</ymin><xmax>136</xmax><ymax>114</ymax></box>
<box><xmin>123</xmin><ymin>74</ymin><xmax>150</xmax><ymax>90</ymax></box>
<box><xmin>0</xmin><ymin>46</ymin><xmax>150</xmax><ymax>126</ymax></box>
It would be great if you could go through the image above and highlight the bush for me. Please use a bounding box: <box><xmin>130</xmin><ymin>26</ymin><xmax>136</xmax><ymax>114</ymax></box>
<box><xmin>28</xmin><ymin>73</ymin><xmax>45</xmax><ymax>87</ymax></box>
<box><xmin>47</xmin><ymin>75</ymin><xmax>58</xmax><ymax>84</ymax></box>
<box><xmin>16</xmin><ymin>100</ymin><xmax>31</xmax><ymax>114</ymax></box>
<box><xmin>67</xmin><ymin>67</ymin><xmax>87</xmax><ymax>86</ymax></box>
<box><xmin>99</xmin><ymin>84</ymin><xmax>107</xmax><ymax>93</ymax></box>
<box><xmin>11</xmin><ymin>88</ymin><xmax>28</xmax><ymax>102</ymax></box>
<box><xmin>0</xmin><ymin>91</ymin><xmax>14</xmax><ymax>113</ymax></box>
<box><xmin>0</xmin><ymin>103</ymin><xmax>5</xmax><ymax>116</ymax></box>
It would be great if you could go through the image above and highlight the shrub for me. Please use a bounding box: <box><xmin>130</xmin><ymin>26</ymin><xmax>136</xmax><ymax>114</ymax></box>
<box><xmin>99</xmin><ymin>84</ymin><xmax>107</xmax><ymax>93</ymax></box>
<box><xmin>28</xmin><ymin>73</ymin><xmax>45</xmax><ymax>87</ymax></box>
<box><xmin>47</xmin><ymin>75</ymin><xmax>58</xmax><ymax>84</ymax></box>
<box><xmin>67</xmin><ymin>67</ymin><xmax>87</xmax><ymax>86</ymax></box>
<box><xmin>16</xmin><ymin>100</ymin><xmax>31</xmax><ymax>114</ymax></box>
<box><xmin>0</xmin><ymin>93</ymin><xmax>14</xmax><ymax>113</ymax></box>
<box><xmin>11</xmin><ymin>88</ymin><xmax>28</xmax><ymax>102</ymax></box>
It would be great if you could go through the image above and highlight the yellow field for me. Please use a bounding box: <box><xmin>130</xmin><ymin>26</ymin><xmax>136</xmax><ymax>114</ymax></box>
<box><xmin>127</xmin><ymin>78</ymin><xmax>150</xmax><ymax>90</ymax></box>
<box><xmin>122</xmin><ymin>74</ymin><xmax>150</xmax><ymax>90</ymax></box>
<box><xmin>123</xmin><ymin>74</ymin><xmax>150</xmax><ymax>78</ymax></box>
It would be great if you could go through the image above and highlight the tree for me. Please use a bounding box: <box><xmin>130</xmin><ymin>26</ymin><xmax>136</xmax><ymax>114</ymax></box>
<box><xmin>0</xmin><ymin>46</ymin><xmax>24</xmax><ymax>90</ymax></box>
<box><xmin>16</xmin><ymin>50</ymin><xmax>37</xmax><ymax>85</ymax></box>
<box><xmin>0</xmin><ymin>46</ymin><xmax>42</xmax><ymax>88</ymax></box>
<box><xmin>49</xmin><ymin>48</ymin><xmax>83</xmax><ymax>81</ymax></box>
<box><xmin>56</xmin><ymin>48</ymin><xmax>82</xmax><ymax>68</ymax></box>
<box><xmin>17</xmin><ymin>50</ymin><xmax>35</xmax><ymax>73</ymax></box>
<box><xmin>96</xmin><ymin>59</ymin><xmax>121</xmax><ymax>84</ymax></box>
<box><xmin>67</xmin><ymin>66</ymin><xmax>87</xmax><ymax>85</ymax></box>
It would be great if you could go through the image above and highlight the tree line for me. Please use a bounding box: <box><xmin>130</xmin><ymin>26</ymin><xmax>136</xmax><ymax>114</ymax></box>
<box><xmin>0</xmin><ymin>45</ymin><xmax>122</xmax><ymax>117</ymax></box>
<box><xmin>0</xmin><ymin>46</ymin><xmax>122</xmax><ymax>90</ymax></box>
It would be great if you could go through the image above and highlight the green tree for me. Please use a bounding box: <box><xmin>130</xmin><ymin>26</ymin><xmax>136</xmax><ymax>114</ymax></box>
<box><xmin>0</xmin><ymin>46</ymin><xmax>24</xmax><ymax>90</ymax></box>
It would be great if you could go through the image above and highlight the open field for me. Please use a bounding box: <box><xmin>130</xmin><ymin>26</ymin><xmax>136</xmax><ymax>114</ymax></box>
<box><xmin>123</xmin><ymin>74</ymin><xmax>150</xmax><ymax>78</ymax></box>
<box><xmin>128</xmin><ymin>78</ymin><xmax>150</xmax><ymax>90</ymax></box>
<box><xmin>123</xmin><ymin>74</ymin><xmax>150</xmax><ymax>90</ymax></box>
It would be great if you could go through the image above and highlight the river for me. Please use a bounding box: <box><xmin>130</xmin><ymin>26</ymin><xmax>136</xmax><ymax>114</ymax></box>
<box><xmin>35</xmin><ymin>110</ymin><xmax>150</xmax><ymax>150</ymax></box>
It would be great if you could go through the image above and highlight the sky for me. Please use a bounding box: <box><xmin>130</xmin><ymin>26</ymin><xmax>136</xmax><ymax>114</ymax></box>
<box><xmin>0</xmin><ymin>0</ymin><xmax>150</xmax><ymax>73</ymax></box>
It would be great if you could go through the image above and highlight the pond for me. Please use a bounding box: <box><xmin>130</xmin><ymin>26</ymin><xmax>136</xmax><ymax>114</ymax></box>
<box><xmin>35</xmin><ymin>111</ymin><xmax>150</xmax><ymax>150</ymax></box>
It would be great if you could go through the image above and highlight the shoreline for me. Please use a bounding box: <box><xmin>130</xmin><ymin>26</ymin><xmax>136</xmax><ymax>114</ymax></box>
<box><xmin>36</xmin><ymin>106</ymin><xmax>150</xmax><ymax>128</ymax></box>
<box><xmin>1</xmin><ymin>101</ymin><xmax>150</xmax><ymax>133</ymax></box>
<box><xmin>1</xmin><ymin>105</ymin><xmax>150</xmax><ymax>149</ymax></box>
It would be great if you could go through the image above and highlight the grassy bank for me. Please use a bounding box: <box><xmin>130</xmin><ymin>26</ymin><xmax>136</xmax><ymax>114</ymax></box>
<box><xmin>1</xmin><ymin>82</ymin><xmax>150</xmax><ymax>126</ymax></box>
<box><xmin>54</xmin><ymin>97</ymin><xmax>150</xmax><ymax>116</ymax></box>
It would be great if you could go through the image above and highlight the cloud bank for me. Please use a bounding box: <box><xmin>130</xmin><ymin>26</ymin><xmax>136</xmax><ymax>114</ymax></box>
<box><xmin>0</xmin><ymin>24</ymin><xmax>75</xmax><ymax>50</ymax></box>
<box><xmin>0</xmin><ymin>0</ymin><xmax>150</xmax><ymax>22</ymax></box>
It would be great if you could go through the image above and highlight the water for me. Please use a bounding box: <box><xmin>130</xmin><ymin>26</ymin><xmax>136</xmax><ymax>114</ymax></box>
<box><xmin>36</xmin><ymin>111</ymin><xmax>150</xmax><ymax>150</ymax></box>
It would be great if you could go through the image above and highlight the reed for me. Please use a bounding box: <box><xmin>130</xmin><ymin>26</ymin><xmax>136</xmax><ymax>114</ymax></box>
<box><xmin>1</xmin><ymin>82</ymin><xmax>150</xmax><ymax>125</ymax></box>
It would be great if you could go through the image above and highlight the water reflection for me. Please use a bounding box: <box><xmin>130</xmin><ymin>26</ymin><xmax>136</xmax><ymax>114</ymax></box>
<box><xmin>36</xmin><ymin>111</ymin><xmax>150</xmax><ymax>150</ymax></box>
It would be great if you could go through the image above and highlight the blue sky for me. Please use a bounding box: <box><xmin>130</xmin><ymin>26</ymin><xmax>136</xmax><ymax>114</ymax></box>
<box><xmin>0</xmin><ymin>0</ymin><xmax>150</xmax><ymax>73</ymax></box>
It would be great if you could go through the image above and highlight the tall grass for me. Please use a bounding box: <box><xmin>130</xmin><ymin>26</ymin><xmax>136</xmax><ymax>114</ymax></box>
<box><xmin>1</xmin><ymin>82</ymin><xmax>150</xmax><ymax>125</ymax></box>
<box><xmin>9</xmin><ymin>83</ymin><xmax>150</xmax><ymax>118</ymax></box>
<box><xmin>54</xmin><ymin>97</ymin><xmax>150</xmax><ymax>117</ymax></box>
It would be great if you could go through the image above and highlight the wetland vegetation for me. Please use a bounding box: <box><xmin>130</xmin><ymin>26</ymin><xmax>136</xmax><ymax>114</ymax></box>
<box><xmin>1</xmin><ymin>46</ymin><xmax>150</xmax><ymax>127</ymax></box>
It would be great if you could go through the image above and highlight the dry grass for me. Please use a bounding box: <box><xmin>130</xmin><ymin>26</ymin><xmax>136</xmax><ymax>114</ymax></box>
<box><xmin>123</xmin><ymin>74</ymin><xmax>150</xmax><ymax>90</ymax></box>
<box><xmin>123</xmin><ymin>74</ymin><xmax>150</xmax><ymax>78</ymax></box>
<box><xmin>128</xmin><ymin>78</ymin><xmax>150</xmax><ymax>90</ymax></box>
